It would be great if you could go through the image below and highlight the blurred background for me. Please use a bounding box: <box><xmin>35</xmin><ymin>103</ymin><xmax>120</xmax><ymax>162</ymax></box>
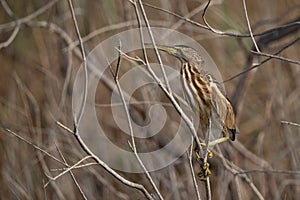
<box><xmin>0</xmin><ymin>0</ymin><xmax>299</xmax><ymax>199</ymax></box>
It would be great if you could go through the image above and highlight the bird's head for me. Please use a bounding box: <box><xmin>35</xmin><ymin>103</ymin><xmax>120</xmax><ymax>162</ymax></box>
<box><xmin>154</xmin><ymin>45</ymin><xmax>190</xmax><ymax>62</ymax></box>
<box><xmin>150</xmin><ymin>44</ymin><xmax>205</xmax><ymax>68</ymax></box>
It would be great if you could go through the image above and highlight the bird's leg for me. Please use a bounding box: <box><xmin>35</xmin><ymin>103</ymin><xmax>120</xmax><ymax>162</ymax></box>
<box><xmin>197</xmin><ymin>137</ymin><xmax>230</xmax><ymax>181</ymax></box>
<box><xmin>194</xmin><ymin>142</ymin><xmax>213</xmax><ymax>160</ymax></box>
<box><xmin>197</xmin><ymin>136</ymin><xmax>230</xmax><ymax>160</ymax></box>
<box><xmin>195</xmin><ymin>142</ymin><xmax>213</xmax><ymax>158</ymax></box>
<box><xmin>207</xmin><ymin>136</ymin><xmax>230</xmax><ymax>147</ymax></box>
<box><xmin>201</xmin><ymin>129</ymin><xmax>231</xmax><ymax>148</ymax></box>
<box><xmin>194</xmin><ymin>147</ymin><xmax>200</xmax><ymax>160</ymax></box>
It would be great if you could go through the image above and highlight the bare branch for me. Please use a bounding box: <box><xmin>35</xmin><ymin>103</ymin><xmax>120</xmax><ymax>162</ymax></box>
<box><xmin>187</xmin><ymin>138</ymin><xmax>201</xmax><ymax>200</ymax></box>
<box><xmin>224</xmin><ymin>37</ymin><xmax>300</xmax><ymax>83</ymax></box>
<box><xmin>251</xmin><ymin>50</ymin><xmax>300</xmax><ymax>65</ymax></box>
<box><xmin>5</xmin><ymin>128</ymin><xmax>65</xmax><ymax>166</ymax></box>
<box><xmin>0</xmin><ymin>0</ymin><xmax>16</xmax><ymax>18</ymax></box>
<box><xmin>67</xmin><ymin>0</ymin><xmax>87</xmax><ymax>128</ymax></box>
<box><xmin>44</xmin><ymin>155</ymin><xmax>91</xmax><ymax>187</ymax></box>
<box><xmin>242</xmin><ymin>0</ymin><xmax>260</xmax><ymax>52</ymax></box>
<box><xmin>0</xmin><ymin>0</ymin><xmax>58</xmax><ymax>32</ymax></box>
<box><xmin>144</xmin><ymin>2</ymin><xmax>300</xmax><ymax>38</ymax></box>
<box><xmin>55</xmin><ymin>143</ymin><xmax>88</xmax><ymax>200</ymax></box>
<box><xmin>109</xmin><ymin>42</ymin><xmax>162</xmax><ymax>200</ymax></box>
<box><xmin>131</xmin><ymin>0</ymin><xmax>204</xmax><ymax>162</ymax></box>
<box><xmin>281</xmin><ymin>120</ymin><xmax>300</xmax><ymax>127</ymax></box>
<box><xmin>236</xmin><ymin>169</ymin><xmax>300</xmax><ymax>175</ymax></box>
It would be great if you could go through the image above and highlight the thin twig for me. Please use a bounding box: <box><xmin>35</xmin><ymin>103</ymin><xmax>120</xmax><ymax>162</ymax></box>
<box><xmin>51</xmin><ymin>162</ymin><xmax>98</xmax><ymax>172</ymax></box>
<box><xmin>67</xmin><ymin>0</ymin><xmax>87</xmax><ymax>128</ymax></box>
<box><xmin>144</xmin><ymin>2</ymin><xmax>300</xmax><ymax>38</ymax></box>
<box><xmin>223</xmin><ymin>37</ymin><xmax>300</xmax><ymax>83</ymax></box>
<box><xmin>130</xmin><ymin>0</ymin><xmax>204</xmax><ymax>160</ymax></box>
<box><xmin>204</xmin><ymin>178</ymin><xmax>211</xmax><ymax>200</ymax></box>
<box><xmin>62</xmin><ymin>1</ymin><xmax>155</xmax><ymax>199</ymax></box>
<box><xmin>0</xmin><ymin>0</ymin><xmax>16</xmax><ymax>18</ymax></box>
<box><xmin>0</xmin><ymin>0</ymin><xmax>20</xmax><ymax>49</ymax></box>
<box><xmin>213</xmin><ymin>149</ymin><xmax>265</xmax><ymax>200</ymax></box>
<box><xmin>281</xmin><ymin>120</ymin><xmax>300</xmax><ymax>127</ymax></box>
<box><xmin>169</xmin><ymin>1</ymin><xmax>220</xmax><ymax>31</ymax></box>
<box><xmin>251</xmin><ymin>50</ymin><xmax>300</xmax><ymax>65</ymax></box>
<box><xmin>203</xmin><ymin>110</ymin><xmax>211</xmax><ymax>163</ymax></box>
<box><xmin>45</xmin><ymin>155</ymin><xmax>91</xmax><ymax>187</ymax></box>
<box><xmin>13</xmin><ymin>73</ymin><xmax>67</xmax><ymax>200</ymax></box>
<box><xmin>108</xmin><ymin>42</ymin><xmax>163</xmax><ymax>200</ymax></box>
<box><xmin>236</xmin><ymin>169</ymin><xmax>300</xmax><ymax>175</ymax></box>
<box><xmin>66</xmin><ymin>20</ymin><xmax>179</xmax><ymax>51</ymax></box>
<box><xmin>55</xmin><ymin>143</ymin><xmax>88</xmax><ymax>200</ymax></box>
<box><xmin>5</xmin><ymin>128</ymin><xmax>65</xmax><ymax>166</ymax></box>
<box><xmin>187</xmin><ymin>138</ymin><xmax>201</xmax><ymax>200</ymax></box>
<box><xmin>242</xmin><ymin>0</ymin><xmax>260</xmax><ymax>52</ymax></box>
<box><xmin>0</xmin><ymin>0</ymin><xmax>58</xmax><ymax>31</ymax></box>
<box><xmin>137</xmin><ymin>0</ymin><xmax>171</xmax><ymax>92</ymax></box>
<box><xmin>56</xmin><ymin>121</ymin><xmax>154</xmax><ymax>199</ymax></box>
<box><xmin>202</xmin><ymin>0</ymin><xmax>222</xmax><ymax>35</ymax></box>
<box><xmin>232</xmin><ymin>141</ymin><xmax>271</xmax><ymax>168</ymax></box>
<box><xmin>0</xmin><ymin>22</ymin><xmax>19</xmax><ymax>49</ymax></box>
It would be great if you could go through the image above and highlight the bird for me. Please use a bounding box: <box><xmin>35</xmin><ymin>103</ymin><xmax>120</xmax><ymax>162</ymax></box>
<box><xmin>154</xmin><ymin>44</ymin><xmax>239</xmax><ymax>180</ymax></box>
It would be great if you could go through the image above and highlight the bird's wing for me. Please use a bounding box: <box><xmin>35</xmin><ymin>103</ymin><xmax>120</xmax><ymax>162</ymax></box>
<box><xmin>208</xmin><ymin>75</ymin><xmax>237</xmax><ymax>140</ymax></box>
<box><xmin>209</xmin><ymin>80</ymin><xmax>228</xmax><ymax>124</ymax></box>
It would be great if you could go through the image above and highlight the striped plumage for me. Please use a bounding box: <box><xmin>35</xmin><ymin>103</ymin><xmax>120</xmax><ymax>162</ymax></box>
<box><xmin>181</xmin><ymin>62</ymin><xmax>212</xmax><ymax>137</ymax></box>
<box><xmin>156</xmin><ymin>45</ymin><xmax>238</xmax><ymax>142</ymax></box>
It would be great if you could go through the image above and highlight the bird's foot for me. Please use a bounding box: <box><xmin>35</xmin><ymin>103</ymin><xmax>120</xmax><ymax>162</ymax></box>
<box><xmin>196</xmin><ymin>143</ymin><xmax>213</xmax><ymax>159</ymax></box>
<box><xmin>197</xmin><ymin>159</ymin><xmax>211</xmax><ymax>181</ymax></box>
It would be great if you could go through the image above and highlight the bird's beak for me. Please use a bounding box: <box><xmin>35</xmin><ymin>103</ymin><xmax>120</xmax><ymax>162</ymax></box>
<box><xmin>145</xmin><ymin>44</ymin><xmax>179</xmax><ymax>56</ymax></box>
<box><xmin>156</xmin><ymin>45</ymin><xmax>178</xmax><ymax>56</ymax></box>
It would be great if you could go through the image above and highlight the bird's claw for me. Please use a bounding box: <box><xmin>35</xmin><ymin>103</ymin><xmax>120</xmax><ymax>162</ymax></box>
<box><xmin>194</xmin><ymin>143</ymin><xmax>213</xmax><ymax>181</ymax></box>
<box><xmin>197</xmin><ymin>161</ymin><xmax>211</xmax><ymax>181</ymax></box>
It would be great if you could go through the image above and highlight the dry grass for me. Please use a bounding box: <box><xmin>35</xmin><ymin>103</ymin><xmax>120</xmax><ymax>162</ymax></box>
<box><xmin>0</xmin><ymin>0</ymin><xmax>299</xmax><ymax>199</ymax></box>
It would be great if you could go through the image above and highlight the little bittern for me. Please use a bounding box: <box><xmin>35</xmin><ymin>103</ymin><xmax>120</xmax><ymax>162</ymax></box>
<box><xmin>155</xmin><ymin>45</ymin><xmax>238</xmax><ymax>179</ymax></box>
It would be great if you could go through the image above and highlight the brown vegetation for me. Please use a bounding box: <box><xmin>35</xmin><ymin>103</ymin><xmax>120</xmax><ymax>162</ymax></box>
<box><xmin>0</xmin><ymin>0</ymin><xmax>299</xmax><ymax>199</ymax></box>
